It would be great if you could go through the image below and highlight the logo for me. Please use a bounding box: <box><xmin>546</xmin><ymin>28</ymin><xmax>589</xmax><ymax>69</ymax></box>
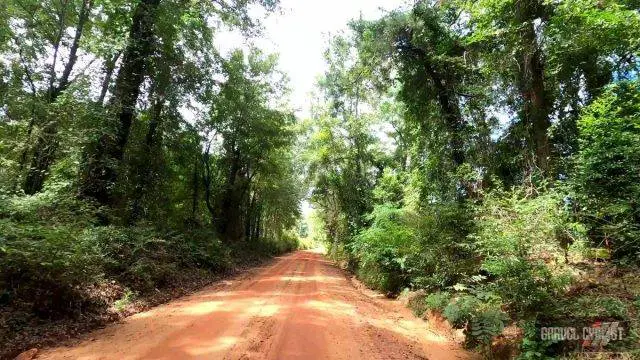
<box><xmin>540</xmin><ymin>322</ymin><xmax>624</xmax><ymax>348</ymax></box>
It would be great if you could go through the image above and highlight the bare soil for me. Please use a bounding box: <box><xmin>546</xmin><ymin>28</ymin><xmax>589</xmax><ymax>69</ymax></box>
<box><xmin>35</xmin><ymin>250</ymin><xmax>475</xmax><ymax>360</ymax></box>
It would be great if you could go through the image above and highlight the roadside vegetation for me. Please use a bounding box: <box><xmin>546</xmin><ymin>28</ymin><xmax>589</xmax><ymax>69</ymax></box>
<box><xmin>304</xmin><ymin>1</ymin><xmax>640</xmax><ymax>358</ymax></box>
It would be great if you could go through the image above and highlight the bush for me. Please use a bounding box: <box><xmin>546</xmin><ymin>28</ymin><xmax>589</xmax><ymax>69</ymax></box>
<box><xmin>424</xmin><ymin>291</ymin><xmax>451</xmax><ymax>312</ymax></box>
<box><xmin>350</xmin><ymin>205</ymin><xmax>417</xmax><ymax>293</ymax></box>
<box><xmin>349</xmin><ymin>201</ymin><xmax>476</xmax><ymax>294</ymax></box>
<box><xmin>444</xmin><ymin>294</ymin><xmax>484</xmax><ymax>328</ymax></box>
<box><xmin>0</xmin><ymin>220</ymin><xmax>103</xmax><ymax>316</ymax></box>
<box><xmin>251</xmin><ymin>232</ymin><xmax>300</xmax><ymax>256</ymax></box>
<box><xmin>0</xmin><ymin>191</ymin><xmax>100</xmax><ymax>225</ymax></box>
<box><xmin>573</xmin><ymin>80</ymin><xmax>640</xmax><ymax>261</ymax></box>
<box><xmin>0</xmin><ymin>220</ymin><xmax>234</xmax><ymax>313</ymax></box>
<box><xmin>0</xmin><ymin>192</ymin><xmax>234</xmax><ymax>316</ymax></box>
<box><xmin>472</xmin><ymin>187</ymin><xmax>577</xmax><ymax>315</ymax></box>
<box><xmin>566</xmin><ymin>295</ymin><xmax>630</xmax><ymax>321</ymax></box>
<box><xmin>443</xmin><ymin>292</ymin><xmax>508</xmax><ymax>350</ymax></box>
<box><xmin>89</xmin><ymin>226</ymin><xmax>231</xmax><ymax>291</ymax></box>
<box><xmin>409</xmin><ymin>202</ymin><xmax>477</xmax><ymax>291</ymax></box>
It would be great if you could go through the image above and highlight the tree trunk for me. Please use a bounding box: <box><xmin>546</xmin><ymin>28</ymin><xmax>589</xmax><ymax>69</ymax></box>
<box><xmin>80</xmin><ymin>0</ymin><xmax>160</xmax><ymax>205</ymax></box>
<box><xmin>22</xmin><ymin>0</ymin><xmax>92</xmax><ymax>194</ymax></box>
<box><xmin>217</xmin><ymin>150</ymin><xmax>245</xmax><ymax>241</ymax></box>
<box><xmin>128</xmin><ymin>52</ymin><xmax>170</xmax><ymax>223</ymax></box>
<box><xmin>245</xmin><ymin>193</ymin><xmax>256</xmax><ymax>240</ymax></box>
<box><xmin>399</xmin><ymin>34</ymin><xmax>468</xmax><ymax>199</ymax></box>
<box><xmin>191</xmin><ymin>154</ymin><xmax>200</xmax><ymax>221</ymax></box>
<box><xmin>424</xmin><ymin>61</ymin><xmax>466</xmax><ymax>169</ymax></box>
<box><xmin>252</xmin><ymin>202</ymin><xmax>262</xmax><ymax>242</ymax></box>
<box><xmin>128</xmin><ymin>91</ymin><xmax>165</xmax><ymax>223</ymax></box>
<box><xmin>202</xmin><ymin>145</ymin><xmax>217</xmax><ymax>221</ymax></box>
<box><xmin>516</xmin><ymin>0</ymin><xmax>552</xmax><ymax>175</ymax></box>
<box><xmin>397</xmin><ymin>30</ymin><xmax>466</xmax><ymax>172</ymax></box>
<box><xmin>98</xmin><ymin>51</ymin><xmax>122</xmax><ymax>105</ymax></box>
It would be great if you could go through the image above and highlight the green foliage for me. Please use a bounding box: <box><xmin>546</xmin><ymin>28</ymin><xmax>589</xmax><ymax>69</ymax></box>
<box><xmin>443</xmin><ymin>294</ymin><xmax>482</xmax><ymax>328</ymax></box>
<box><xmin>519</xmin><ymin>320</ymin><xmax>560</xmax><ymax>360</ymax></box>
<box><xmin>305</xmin><ymin>0</ymin><xmax>640</xmax><ymax>356</ymax></box>
<box><xmin>443</xmin><ymin>292</ymin><xmax>509</xmax><ymax>349</ymax></box>
<box><xmin>113</xmin><ymin>289</ymin><xmax>137</xmax><ymax>312</ymax></box>
<box><xmin>253</xmin><ymin>232</ymin><xmax>301</xmax><ymax>256</ymax></box>
<box><xmin>0</xmin><ymin>191</ymin><xmax>235</xmax><ymax>315</ymax></box>
<box><xmin>348</xmin><ymin>203</ymin><xmax>474</xmax><ymax>294</ymax></box>
<box><xmin>424</xmin><ymin>291</ymin><xmax>451</xmax><ymax>312</ymax></box>
<box><xmin>350</xmin><ymin>205</ymin><xmax>416</xmax><ymax>292</ymax></box>
<box><xmin>408</xmin><ymin>202</ymin><xmax>477</xmax><ymax>291</ymax></box>
<box><xmin>573</xmin><ymin>80</ymin><xmax>640</xmax><ymax>261</ymax></box>
<box><xmin>566</xmin><ymin>295</ymin><xmax>630</xmax><ymax>320</ymax></box>
<box><xmin>199</xmin><ymin>48</ymin><xmax>301</xmax><ymax>242</ymax></box>
<box><xmin>0</xmin><ymin>190</ymin><xmax>100</xmax><ymax>225</ymax></box>
<box><xmin>94</xmin><ymin>226</ymin><xmax>231</xmax><ymax>291</ymax></box>
<box><xmin>373</xmin><ymin>169</ymin><xmax>405</xmax><ymax>207</ymax></box>
<box><xmin>472</xmin><ymin>187</ymin><xmax>578</xmax><ymax>314</ymax></box>
<box><xmin>1</xmin><ymin>0</ymin><xmax>639</xmax><ymax>357</ymax></box>
<box><xmin>469</xmin><ymin>307</ymin><xmax>509</xmax><ymax>349</ymax></box>
<box><xmin>0</xmin><ymin>219</ymin><xmax>103</xmax><ymax>315</ymax></box>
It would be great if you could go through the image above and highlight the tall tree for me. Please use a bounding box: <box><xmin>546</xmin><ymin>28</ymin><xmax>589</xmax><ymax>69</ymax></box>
<box><xmin>22</xmin><ymin>0</ymin><xmax>94</xmax><ymax>194</ymax></box>
<box><xmin>79</xmin><ymin>0</ymin><xmax>280</xmax><ymax>207</ymax></box>
<box><xmin>79</xmin><ymin>0</ymin><xmax>161</xmax><ymax>205</ymax></box>
<box><xmin>201</xmin><ymin>49</ymin><xmax>295</xmax><ymax>241</ymax></box>
<box><xmin>465</xmin><ymin>0</ymin><xmax>640</xmax><ymax>178</ymax></box>
<box><xmin>352</xmin><ymin>3</ymin><xmax>489</xmax><ymax>201</ymax></box>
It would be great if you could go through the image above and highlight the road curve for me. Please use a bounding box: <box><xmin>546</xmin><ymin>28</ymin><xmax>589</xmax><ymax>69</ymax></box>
<box><xmin>37</xmin><ymin>250</ymin><xmax>473</xmax><ymax>360</ymax></box>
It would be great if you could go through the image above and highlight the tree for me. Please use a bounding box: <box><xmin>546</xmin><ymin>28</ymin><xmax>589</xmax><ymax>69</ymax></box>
<box><xmin>305</xmin><ymin>34</ymin><xmax>385</xmax><ymax>251</ymax></box>
<box><xmin>465</xmin><ymin>0</ymin><xmax>640</xmax><ymax>178</ymax></box>
<box><xmin>201</xmin><ymin>49</ymin><xmax>297</xmax><ymax>241</ymax></box>
<box><xmin>79</xmin><ymin>0</ymin><xmax>280</xmax><ymax>206</ymax></box>
<box><xmin>0</xmin><ymin>0</ymin><xmax>121</xmax><ymax>194</ymax></box>
<box><xmin>573</xmin><ymin>80</ymin><xmax>640</xmax><ymax>259</ymax></box>
<box><xmin>352</xmin><ymin>3</ymin><xmax>495</xmax><ymax>203</ymax></box>
<box><xmin>79</xmin><ymin>0</ymin><xmax>160</xmax><ymax>205</ymax></box>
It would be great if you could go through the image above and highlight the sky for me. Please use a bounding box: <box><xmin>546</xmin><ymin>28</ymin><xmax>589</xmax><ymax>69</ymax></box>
<box><xmin>216</xmin><ymin>0</ymin><xmax>406</xmax><ymax>118</ymax></box>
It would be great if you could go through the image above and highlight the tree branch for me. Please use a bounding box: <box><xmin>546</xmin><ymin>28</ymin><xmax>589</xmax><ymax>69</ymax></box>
<box><xmin>57</xmin><ymin>0</ymin><xmax>93</xmax><ymax>93</ymax></box>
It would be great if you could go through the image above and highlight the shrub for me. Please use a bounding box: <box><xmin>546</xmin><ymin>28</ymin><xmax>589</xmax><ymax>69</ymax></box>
<box><xmin>519</xmin><ymin>319</ymin><xmax>560</xmax><ymax>359</ymax></box>
<box><xmin>424</xmin><ymin>291</ymin><xmax>451</xmax><ymax>312</ymax></box>
<box><xmin>0</xmin><ymin>192</ymin><xmax>234</xmax><ymax>316</ymax></box>
<box><xmin>573</xmin><ymin>80</ymin><xmax>640</xmax><ymax>261</ymax></box>
<box><xmin>566</xmin><ymin>295</ymin><xmax>630</xmax><ymax>321</ymax></box>
<box><xmin>113</xmin><ymin>289</ymin><xmax>137</xmax><ymax>312</ymax></box>
<box><xmin>350</xmin><ymin>201</ymin><xmax>476</xmax><ymax>294</ymax></box>
<box><xmin>444</xmin><ymin>294</ymin><xmax>484</xmax><ymax>328</ymax></box>
<box><xmin>472</xmin><ymin>188</ymin><xmax>577</xmax><ymax>315</ymax></box>
<box><xmin>0</xmin><ymin>191</ymin><xmax>100</xmax><ymax>225</ymax></box>
<box><xmin>443</xmin><ymin>292</ymin><xmax>508</xmax><ymax>350</ymax></box>
<box><xmin>0</xmin><ymin>220</ymin><xmax>103</xmax><ymax>316</ymax></box>
<box><xmin>409</xmin><ymin>202</ymin><xmax>477</xmax><ymax>291</ymax></box>
<box><xmin>350</xmin><ymin>205</ymin><xmax>417</xmax><ymax>293</ymax></box>
<box><xmin>92</xmin><ymin>226</ymin><xmax>231</xmax><ymax>291</ymax></box>
<box><xmin>253</xmin><ymin>232</ymin><xmax>301</xmax><ymax>255</ymax></box>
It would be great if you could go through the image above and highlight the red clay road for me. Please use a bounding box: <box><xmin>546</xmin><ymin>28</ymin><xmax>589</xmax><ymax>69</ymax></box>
<box><xmin>37</xmin><ymin>250</ymin><xmax>474</xmax><ymax>360</ymax></box>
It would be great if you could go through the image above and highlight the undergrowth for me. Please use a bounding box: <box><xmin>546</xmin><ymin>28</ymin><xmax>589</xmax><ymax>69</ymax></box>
<box><xmin>0</xmin><ymin>190</ymin><xmax>299</xmax><ymax>359</ymax></box>
<box><xmin>340</xmin><ymin>185</ymin><xmax>640</xmax><ymax>358</ymax></box>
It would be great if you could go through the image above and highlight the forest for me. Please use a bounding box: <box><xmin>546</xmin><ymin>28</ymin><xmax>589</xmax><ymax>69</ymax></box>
<box><xmin>1</xmin><ymin>0</ymin><xmax>639</xmax><ymax>358</ymax></box>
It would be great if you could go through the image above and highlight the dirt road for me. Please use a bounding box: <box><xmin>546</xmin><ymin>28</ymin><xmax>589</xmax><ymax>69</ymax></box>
<box><xmin>37</xmin><ymin>251</ymin><xmax>473</xmax><ymax>360</ymax></box>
